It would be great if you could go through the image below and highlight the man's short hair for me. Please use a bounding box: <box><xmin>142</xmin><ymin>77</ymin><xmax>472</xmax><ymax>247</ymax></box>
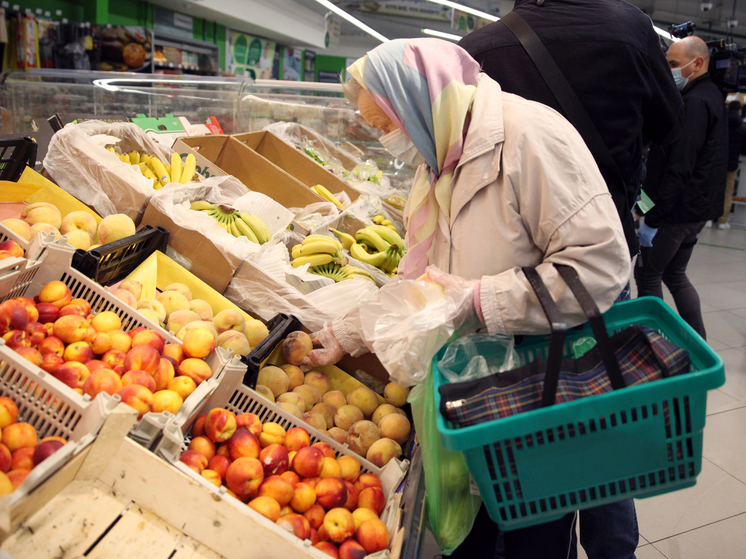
<box><xmin>729</xmin><ymin>100</ymin><xmax>742</xmax><ymax>111</ymax></box>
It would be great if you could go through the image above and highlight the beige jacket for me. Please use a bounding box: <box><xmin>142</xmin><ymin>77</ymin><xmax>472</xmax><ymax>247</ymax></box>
<box><xmin>334</xmin><ymin>75</ymin><xmax>630</xmax><ymax>356</ymax></box>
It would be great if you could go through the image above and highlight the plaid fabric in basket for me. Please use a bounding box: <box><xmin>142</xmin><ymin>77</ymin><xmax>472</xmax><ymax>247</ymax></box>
<box><xmin>439</xmin><ymin>326</ymin><xmax>690</xmax><ymax>428</ymax></box>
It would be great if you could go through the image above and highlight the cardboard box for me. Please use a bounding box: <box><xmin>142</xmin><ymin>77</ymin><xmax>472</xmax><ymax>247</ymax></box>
<box><xmin>231</xmin><ymin>131</ymin><xmax>359</xmax><ymax>202</ymax></box>
<box><xmin>172</xmin><ymin>136</ymin><xmax>325</xmax><ymax>210</ymax></box>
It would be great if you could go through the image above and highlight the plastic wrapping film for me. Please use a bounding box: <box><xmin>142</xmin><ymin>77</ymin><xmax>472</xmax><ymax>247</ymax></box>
<box><xmin>43</xmin><ymin>121</ymin><xmax>173</xmax><ymax>221</ymax></box>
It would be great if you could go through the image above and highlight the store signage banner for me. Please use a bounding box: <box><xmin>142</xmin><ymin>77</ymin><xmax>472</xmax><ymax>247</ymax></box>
<box><xmin>451</xmin><ymin>9</ymin><xmax>492</xmax><ymax>32</ymax></box>
<box><xmin>153</xmin><ymin>7</ymin><xmax>193</xmax><ymax>40</ymax></box>
<box><xmin>283</xmin><ymin>48</ymin><xmax>302</xmax><ymax>81</ymax></box>
<box><xmin>226</xmin><ymin>30</ymin><xmax>276</xmax><ymax>79</ymax></box>
<box><xmin>345</xmin><ymin>0</ymin><xmax>450</xmax><ymax>21</ymax></box>
<box><xmin>325</xmin><ymin>13</ymin><xmax>341</xmax><ymax>49</ymax></box>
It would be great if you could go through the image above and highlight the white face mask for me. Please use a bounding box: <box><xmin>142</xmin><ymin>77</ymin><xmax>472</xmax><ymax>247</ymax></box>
<box><xmin>671</xmin><ymin>58</ymin><xmax>696</xmax><ymax>90</ymax></box>
<box><xmin>380</xmin><ymin>129</ymin><xmax>425</xmax><ymax>166</ymax></box>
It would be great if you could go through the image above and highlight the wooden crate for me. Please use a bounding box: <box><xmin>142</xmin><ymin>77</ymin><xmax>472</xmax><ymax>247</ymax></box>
<box><xmin>0</xmin><ymin>404</ymin><xmax>407</xmax><ymax>559</ymax></box>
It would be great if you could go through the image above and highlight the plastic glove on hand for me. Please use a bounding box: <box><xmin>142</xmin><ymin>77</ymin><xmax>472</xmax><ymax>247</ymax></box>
<box><xmin>302</xmin><ymin>326</ymin><xmax>346</xmax><ymax>367</ymax></box>
<box><xmin>422</xmin><ymin>266</ymin><xmax>484</xmax><ymax>332</ymax></box>
<box><xmin>638</xmin><ymin>221</ymin><xmax>658</xmax><ymax>248</ymax></box>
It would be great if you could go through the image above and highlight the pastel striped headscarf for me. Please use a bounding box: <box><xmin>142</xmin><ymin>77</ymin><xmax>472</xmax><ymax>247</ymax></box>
<box><xmin>346</xmin><ymin>39</ymin><xmax>480</xmax><ymax>279</ymax></box>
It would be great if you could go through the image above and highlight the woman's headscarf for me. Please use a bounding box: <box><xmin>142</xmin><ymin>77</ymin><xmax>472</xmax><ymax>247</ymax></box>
<box><xmin>346</xmin><ymin>39</ymin><xmax>480</xmax><ymax>279</ymax></box>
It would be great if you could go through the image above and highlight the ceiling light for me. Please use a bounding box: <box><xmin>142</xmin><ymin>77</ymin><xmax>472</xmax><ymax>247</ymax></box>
<box><xmin>422</xmin><ymin>28</ymin><xmax>463</xmax><ymax>41</ymax></box>
<box><xmin>425</xmin><ymin>0</ymin><xmax>498</xmax><ymax>22</ymax></box>
<box><xmin>311</xmin><ymin>0</ymin><xmax>389</xmax><ymax>43</ymax></box>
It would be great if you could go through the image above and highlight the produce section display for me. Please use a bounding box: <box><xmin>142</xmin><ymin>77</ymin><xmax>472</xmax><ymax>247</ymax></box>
<box><xmin>107</xmin><ymin>148</ymin><xmax>199</xmax><ymax>188</ymax></box>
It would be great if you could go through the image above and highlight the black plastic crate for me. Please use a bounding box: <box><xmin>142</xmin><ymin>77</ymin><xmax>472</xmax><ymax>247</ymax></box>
<box><xmin>242</xmin><ymin>313</ymin><xmax>302</xmax><ymax>387</ymax></box>
<box><xmin>0</xmin><ymin>136</ymin><xmax>38</xmax><ymax>181</ymax></box>
<box><xmin>71</xmin><ymin>225</ymin><xmax>169</xmax><ymax>286</ymax></box>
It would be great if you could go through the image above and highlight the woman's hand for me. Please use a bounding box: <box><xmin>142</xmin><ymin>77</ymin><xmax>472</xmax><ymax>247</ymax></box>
<box><xmin>302</xmin><ymin>326</ymin><xmax>347</xmax><ymax>367</ymax></box>
<box><xmin>423</xmin><ymin>266</ymin><xmax>485</xmax><ymax>331</ymax></box>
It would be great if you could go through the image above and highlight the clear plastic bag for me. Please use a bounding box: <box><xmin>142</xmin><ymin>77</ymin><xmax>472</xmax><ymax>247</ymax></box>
<box><xmin>408</xmin><ymin>372</ymin><xmax>481</xmax><ymax>554</ymax></box>
<box><xmin>438</xmin><ymin>334</ymin><xmax>521</xmax><ymax>383</ymax></box>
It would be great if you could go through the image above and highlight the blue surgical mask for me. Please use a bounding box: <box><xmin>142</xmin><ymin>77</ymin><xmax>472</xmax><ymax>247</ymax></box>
<box><xmin>671</xmin><ymin>59</ymin><xmax>696</xmax><ymax>90</ymax></box>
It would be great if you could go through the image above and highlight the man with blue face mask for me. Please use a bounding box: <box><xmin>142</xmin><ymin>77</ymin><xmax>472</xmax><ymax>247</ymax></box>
<box><xmin>635</xmin><ymin>36</ymin><xmax>727</xmax><ymax>340</ymax></box>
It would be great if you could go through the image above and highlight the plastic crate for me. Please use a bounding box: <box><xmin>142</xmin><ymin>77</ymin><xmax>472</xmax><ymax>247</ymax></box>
<box><xmin>0</xmin><ymin>222</ymin><xmax>55</xmax><ymax>262</ymax></box>
<box><xmin>0</xmin><ymin>136</ymin><xmax>37</xmax><ymax>181</ymax></box>
<box><xmin>0</xmin><ymin>339</ymin><xmax>119</xmax><ymax>504</ymax></box>
<box><xmin>0</xmin><ymin>242</ymin><xmax>246</xmax><ymax>446</ymax></box>
<box><xmin>242</xmin><ymin>313</ymin><xmax>302</xmax><ymax>387</ymax></box>
<box><xmin>433</xmin><ymin>296</ymin><xmax>725</xmax><ymax>530</ymax></box>
<box><xmin>71</xmin><ymin>225</ymin><xmax>170</xmax><ymax>286</ymax></box>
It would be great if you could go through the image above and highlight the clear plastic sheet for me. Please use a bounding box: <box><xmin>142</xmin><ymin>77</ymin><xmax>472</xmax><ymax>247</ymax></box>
<box><xmin>437</xmin><ymin>334</ymin><xmax>521</xmax><ymax>383</ymax></box>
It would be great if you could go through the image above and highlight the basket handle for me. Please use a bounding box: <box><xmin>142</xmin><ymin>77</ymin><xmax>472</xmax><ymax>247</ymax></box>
<box><xmin>522</xmin><ymin>265</ymin><xmax>627</xmax><ymax>407</ymax></box>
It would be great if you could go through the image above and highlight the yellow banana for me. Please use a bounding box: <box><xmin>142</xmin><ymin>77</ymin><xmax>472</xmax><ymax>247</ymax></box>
<box><xmin>373</xmin><ymin>214</ymin><xmax>384</xmax><ymax>224</ymax></box>
<box><xmin>240</xmin><ymin>213</ymin><xmax>271</xmax><ymax>244</ymax></box>
<box><xmin>118</xmin><ymin>153</ymin><xmax>130</xmax><ymax>163</ymax></box>
<box><xmin>233</xmin><ymin>218</ymin><xmax>260</xmax><ymax>243</ymax></box>
<box><xmin>381</xmin><ymin>219</ymin><xmax>393</xmax><ymax>227</ymax></box>
<box><xmin>350</xmin><ymin>242</ymin><xmax>389</xmax><ymax>267</ymax></box>
<box><xmin>311</xmin><ymin>184</ymin><xmax>344</xmax><ymax>210</ymax></box>
<box><xmin>300</xmin><ymin>239</ymin><xmax>342</xmax><ymax>256</ymax></box>
<box><xmin>304</xmin><ymin>234</ymin><xmax>338</xmax><ymax>244</ymax></box>
<box><xmin>171</xmin><ymin>153</ymin><xmax>182</xmax><ymax>184</ymax></box>
<box><xmin>367</xmin><ymin>225</ymin><xmax>405</xmax><ymax>248</ymax></box>
<box><xmin>190</xmin><ymin>200</ymin><xmax>214</xmax><ymax>211</ymax></box>
<box><xmin>355</xmin><ymin>228</ymin><xmax>390</xmax><ymax>252</ymax></box>
<box><xmin>291</xmin><ymin>253</ymin><xmax>335</xmax><ymax>268</ymax></box>
<box><xmin>330</xmin><ymin>228</ymin><xmax>355</xmax><ymax>250</ymax></box>
<box><xmin>291</xmin><ymin>244</ymin><xmax>303</xmax><ymax>259</ymax></box>
<box><xmin>165</xmin><ymin>163</ymin><xmax>172</xmax><ymax>180</ymax></box>
<box><xmin>229</xmin><ymin>220</ymin><xmax>242</xmax><ymax>238</ymax></box>
<box><xmin>180</xmin><ymin>154</ymin><xmax>197</xmax><ymax>184</ymax></box>
<box><xmin>128</xmin><ymin>151</ymin><xmax>140</xmax><ymax>165</ymax></box>
<box><xmin>141</xmin><ymin>154</ymin><xmax>153</xmax><ymax>164</ymax></box>
<box><xmin>149</xmin><ymin>158</ymin><xmax>170</xmax><ymax>186</ymax></box>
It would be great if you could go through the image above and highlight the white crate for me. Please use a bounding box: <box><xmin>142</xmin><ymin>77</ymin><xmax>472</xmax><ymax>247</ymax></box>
<box><xmin>0</xmin><ymin>242</ymin><xmax>247</xmax><ymax>446</ymax></box>
<box><xmin>0</xmin><ymin>340</ymin><xmax>119</xmax><ymax>504</ymax></box>
<box><xmin>0</xmin><ymin>223</ymin><xmax>57</xmax><ymax>261</ymax></box>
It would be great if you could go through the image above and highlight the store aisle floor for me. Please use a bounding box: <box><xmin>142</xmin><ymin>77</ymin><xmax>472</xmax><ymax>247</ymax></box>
<box><xmin>421</xmin><ymin>226</ymin><xmax>746</xmax><ymax>559</ymax></box>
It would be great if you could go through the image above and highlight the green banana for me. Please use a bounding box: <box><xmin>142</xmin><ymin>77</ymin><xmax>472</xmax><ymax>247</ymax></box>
<box><xmin>355</xmin><ymin>228</ymin><xmax>390</xmax><ymax>252</ymax></box>
<box><xmin>190</xmin><ymin>200</ymin><xmax>214</xmax><ymax>211</ymax></box>
<box><xmin>330</xmin><ymin>228</ymin><xmax>355</xmax><ymax>250</ymax></box>
<box><xmin>350</xmin><ymin>242</ymin><xmax>389</xmax><ymax>267</ymax></box>
<box><xmin>240</xmin><ymin>213</ymin><xmax>271</xmax><ymax>244</ymax></box>
<box><xmin>291</xmin><ymin>253</ymin><xmax>335</xmax><ymax>268</ymax></box>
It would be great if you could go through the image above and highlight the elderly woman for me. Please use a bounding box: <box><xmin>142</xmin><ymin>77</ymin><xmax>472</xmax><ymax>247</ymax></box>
<box><xmin>307</xmin><ymin>39</ymin><xmax>634</xmax><ymax>558</ymax></box>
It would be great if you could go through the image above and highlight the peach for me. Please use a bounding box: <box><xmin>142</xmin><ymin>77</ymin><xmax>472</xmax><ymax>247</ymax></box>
<box><xmin>0</xmin><ymin>240</ymin><xmax>24</xmax><ymax>258</ymax></box>
<box><xmin>83</xmin><ymin>369</ymin><xmax>122</xmax><ymax>398</ymax></box>
<box><xmin>87</xmin><ymin>332</ymin><xmax>112</xmax><ymax>355</ymax></box>
<box><xmin>39</xmin><ymin>436</ymin><xmax>67</xmax><ymax>445</ymax></box>
<box><xmin>91</xmin><ymin>311</ymin><xmax>122</xmax><ymax>333</ymax></box>
<box><xmin>346</xmin><ymin>421</ymin><xmax>381</xmax><ymax>457</ymax></box>
<box><xmin>179</xmin><ymin>449</ymin><xmax>209</xmax><ymax>473</ymax></box>
<box><xmin>166</xmin><ymin>309</ymin><xmax>200</xmax><ymax>336</ymax></box>
<box><xmin>205</xmin><ymin>408</ymin><xmax>237</xmax><ymax>443</ymax></box>
<box><xmin>2</xmin><ymin>423</ymin><xmax>37</xmax><ymax>452</ymax></box>
<box><xmin>279</xmin><ymin>505</ymin><xmax>293</xmax><ymax>517</ymax></box>
<box><xmin>7</xmin><ymin>469</ymin><xmax>29</xmax><ymax>490</ymax></box>
<box><xmin>35</xmin><ymin>303</ymin><xmax>59</xmax><ymax>324</ymax></box>
<box><xmin>327</xmin><ymin>428</ymin><xmax>348</xmax><ymax>446</ymax></box>
<box><xmin>178</xmin><ymin>358</ymin><xmax>213</xmax><ymax>385</ymax></box>
<box><xmin>280</xmin><ymin>364</ymin><xmax>305</xmax><ymax>390</ymax></box>
<box><xmin>101</xmin><ymin>348</ymin><xmax>126</xmax><ymax>371</ymax></box>
<box><xmin>189</xmin><ymin>299</ymin><xmax>213</xmax><ymax>321</ymax></box>
<box><xmin>255</xmin><ymin>385</ymin><xmax>274</xmax><ymax>402</ymax></box>
<box><xmin>305</xmin><ymin>372</ymin><xmax>331</xmax><ymax>396</ymax></box>
<box><xmin>336</xmin><ymin>456</ymin><xmax>361</xmax><ymax>484</ymax></box>
<box><xmin>137</xmin><ymin>309</ymin><xmax>162</xmax><ymax>326</ymax></box>
<box><xmin>39</xmin><ymin>353</ymin><xmax>63</xmax><ymax>373</ymax></box>
<box><xmin>293</xmin><ymin>446</ymin><xmax>325</xmax><ymax>478</ymax></box>
<box><xmin>97</xmin><ymin>214</ymin><xmax>135</xmax><ymax>245</ymax></box>
<box><xmin>120</xmin><ymin>369</ymin><xmax>156</xmax><ymax>391</ymax></box>
<box><xmin>256</xmin><ymin>366</ymin><xmax>289</xmax><ymax>398</ymax></box>
<box><xmin>0</xmin><ymin>444</ymin><xmax>11</xmax><ymax>473</ymax></box>
<box><xmin>260</xmin><ymin>443</ymin><xmax>289</xmax><ymax>477</ymax></box>
<box><xmin>212</xmin><ymin>309</ymin><xmax>246</xmax><ymax>336</ymax></box>
<box><xmin>277</xmin><ymin>513</ymin><xmax>312</xmax><ymax>541</ymax></box>
<box><xmin>217</xmin><ymin>330</ymin><xmax>251</xmax><ymax>357</ymax></box>
<box><xmin>323</xmin><ymin>507</ymin><xmax>355</xmax><ymax>543</ymax></box>
<box><xmin>13</xmin><ymin>297</ymin><xmax>38</xmax><ymax>322</ymax></box>
<box><xmin>39</xmin><ymin>281</ymin><xmax>72</xmax><ymax>309</ymax></box>
<box><xmin>248</xmin><ymin>495</ymin><xmax>282</xmax><ymax>522</ymax></box>
<box><xmin>259</xmin><ymin>422</ymin><xmax>286</xmax><ymax>447</ymax></box>
<box><xmin>319</xmin><ymin>457</ymin><xmax>342</xmax><ymax>480</ymax></box>
<box><xmin>300</xmin><ymin>476</ymin><xmax>321</xmax><ymax>490</ymax></box>
<box><xmin>0</xmin><ymin>472</ymin><xmax>13</xmax><ymax>496</ymax></box>
<box><xmin>15</xmin><ymin>346</ymin><xmax>42</xmax><ymax>367</ymax></box>
<box><xmin>116</xmin><ymin>384</ymin><xmax>153</xmax><ymax>419</ymax></box>
<box><xmin>63</xmin><ymin>341</ymin><xmax>94</xmax><ymax>364</ymax></box>
<box><xmin>284</xmin><ymin>426</ymin><xmax>311</xmax><ymax>453</ymax></box>
<box><xmin>201</xmin><ymin>469</ymin><xmax>222</xmax><ymax>487</ymax></box>
<box><xmin>282</xmin><ymin>331</ymin><xmax>313</xmax><ymax>366</ymax></box>
<box><xmin>334</xmin><ymin>405</ymin><xmax>364</xmax><ymax>431</ymax></box>
<box><xmin>156</xmin><ymin>291</ymin><xmax>190</xmax><ymax>321</ymax></box>
<box><xmin>192</xmin><ymin>414</ymin><xmax>207</xmax><ymax>437</ymax></box>
<box><xmin>312</xmin><ymin>442</ymin><xmax>336</xmax><ymax>460</ymax></box>
<box><xmin>302</xmin><ymin>411</ymin><xmax>328</xmax><ymax>432</ymax></box>
<box><xmin>163</xmin><ymin>282</ymin><xmax>192</xmax><ymax>301</ymax></box>
<box><xmin>162</xmin><ymin>343</ymin><xmax>185</xmax><ymax>364</ymax></box>
<box><xmin>316</xmin><ymin>477</ymin><xmax>348</xmax><ymax>510</ymax></box>
<box><xmin>280</xmin><ymin>404</ymin><xmax>302</xmax><ymax>422</ymax></box>
<box><xmin>0</xmin><ymin>301</ymin><xmax>28</xmax><ymax>337</ymax></box>
<box><xmin>52</xmin><ymin>361</ymin><xmax>88</xmax><ymax>389</ymax></box>
<box><xmin>118</xmin><ymin>280</ymin><xmax>143</xmax><ymax>302</ymax></box>
<box><xmin>339</xmin><ymin>540</ymin><xmax>367</xmax><ymax>559</ymax></box>
<box><xmin>226</xmin><ymin>456</ymin><xmax>264</xmax><ymax>500</ymax></box>
<box><xmin>167</xmin><ymin>376</ymin><xmax>196</xmax><ymax>399</ymax></box>
<box><xmin>277</xmin><ymin>392</ymin><xmax>308</xmax><ymax>413</ymax></box>
<box><xmin>311</xmin><ymin>403</ymin><xmax>336</xmax><ymax>430</ymax></box>
<box><xmin>63</xmin><ymin>229</ymin><xmax>92</xmax><ymax>250</ymax></box>
<box><xmin>236</xmin><ymin>413</ymin><xmax>262</xmax><ymax>439</ymax></box>
<box><xmin>52</xmin><ymin>315</ymin><xmax>88</xmax><ymax>344</ymax></box>
<box><xmin>153</xmin><ymin>358</ymin><xmax>176</xmax><ymax>391</ymax></box>
<box><xmin>188</xmin><ymin>436</ymin><xmax>216</xmax><ymax>461</ymax></box>
<box><xmin>207</xmin><ymin>454</ymin><xmax>231</xmax><ymax>481</ymax></box>
<box><xmin>3</xmin><ymin>329</ymin><xmax>29</xmax><ymax>349</ymax></box>
<box><xmin>216</xmin><ymin>443</ymin><xmax>231</xmax><ymax>458</ymax></box>
<box><xmin>357</xmin><ymin>517</ymin><xmax>389</xmax><ymax>554</ymax></box>
<box><xmin>343</xmin><ymin>481</ymin><xmax>358</xmax><ymax>511</ymax></box>
<box><xmin>0</xmin><ymin>397</ymin><xmax>19</xmax><ymax>429</ymax></box>
<box><xmin>131</xmin><ymin>330</ymin><xmax>165</xmax><ymax>354</ymax></box>
<box><xmin>151</xmin><ymin>390</ymin><xmax>183</xmax><ymax>414</ymax></box>
<box><xmin>244</xmin><ymin>319</ymin><xmax>269</xmax><ymax>348</ymax></box>
<box><xmin>59</xmin><ymin>299</ymin><xmax>92</xmax><ymax>318</ymax></box>
<box><xmin>353</xmin><ymin>473</ymin><xmax>382</xmax><ymax>494</ymax></box>
<box><xmin>176</xmin><ymin>320</ymin><xmax>218</xmax><ymax>343</ymax></box>
<box><xmin>123</xmin><ymin>345</ymin><xmax>160</xmax><ymax>375</ymax></box>
<box><xmin>281</xmin><ymin>470</ymin><xmax>300</xmax><ymax>486</ymax></box>
<box><xmin>304</xmin><ymin>503</ymin><xmax>326</xmax><ymax>530</ymax></box>
<box><xmin>314</xmin><ymin>542</ymin><xmax>340</xmax><ymax>558</ymax></box>
<box><xmin>352</xmin><ymin>507</ymin><xmax>378</xmax><ymax>530</ymax></box>
<box><xmin>137</xmin><ymin>299</ymin><xmax>167</xmax><ymax>323</ymax></box>
<box><xmin>293</xmin><ymin>384</ymin><xmax>322</xmax><ymax>408</ymax></box>
<box><xmin>1</xmin><ymin>218</ymin><xmax>32</xmax><ymax>241</ymax></box>
<box><xmin>259</xmin><ymin>475</ymin><xmax>294</xmax><ymax>505</ymax></box>
<box><xmin>21</xmin><ymin>202</ymin><xmax>61</xmax><ymax>228</ymax></box>
<box><xmin>358</xmin><ymin>486</ymin><xmax>386</xmax><ymax>516</ymax></box>
<box><xmin>182</xmin><ymin>327</ymin><xmax>216</xmax><ymax>359</ymax></box>
<box><xmin>371</xmin><ymin>404</ymin><xmax>399</xmax><ymax>427</ymax></box>
<box><xmin>367</xmin><ymin>438</ymin><xmax>402</xmax><ymax>468</ymax></box>
<box><xmin>228</xmin><ymin>428</ymin><xmax>261</xmax><ymax>460</ymax></box>
<box><xmin>384</xmin><ymin>381</ymin><xmax>410</xmax><ymax>407</ymax></box>
<box><xmin>346</xmin><ymin>386</ymin><xmax>379</xmax><ymax>418</ymax></box>
<box><xmin>107</xmin><ymin>330</ymin><xmax>132</xmax><ymax>352</ymax></box>
<box><xmin>60</xmin><ymin>210</ymin><xmax>96</xmax><ymax>238</ymax></box>
<box><xmin>322</xmin><ymin>391</ymin><xmax>347</xmax><ymax>410</ymax></box>
<box><xmin>11</xmin><ymin>447</ymin><xmax>35</xmax><ymax>470</ymax></box>
<box><xmin>379</xmin><ymin>413</ymin><xmax>411</xmax><ymax>445</ymax></box>
<box><xmin>290</xmin><ymin>481</ymin><xmax>317</xmax><ymax>513</ymax></box>
<box><xmin>38</xmin><ymin>335</ymin><xmax>64</xmax><ymax>357</ymax></box>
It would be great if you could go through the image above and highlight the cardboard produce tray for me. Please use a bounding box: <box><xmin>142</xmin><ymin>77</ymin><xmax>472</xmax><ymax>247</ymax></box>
<box><xmin>0</xmin><ymin>404</ymin><xmax>410</xmax><ymax>559</ymax></box>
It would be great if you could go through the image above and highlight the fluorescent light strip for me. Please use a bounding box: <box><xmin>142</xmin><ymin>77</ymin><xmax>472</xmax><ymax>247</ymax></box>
<box><xmin>425</xmin><ymin>0</ymin><xmax>498</xmax><ymax>22</ymax></box>
<box><xmin>312</xmin><ymin>0</ymin><xmax>389</xmax><ymax>43</ymax></box>
<box><xmin>653</xmin><ymin>25</ymin><xmax>680</xmax><ymax>42</ymax></box>
<box><xmin>422</xmin><ymin>28</ymin><xmax>463</xmax><ymax>41</ymax></box>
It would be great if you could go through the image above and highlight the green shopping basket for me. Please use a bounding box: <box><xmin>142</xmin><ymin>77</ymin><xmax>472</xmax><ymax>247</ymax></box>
<box><xmin>433</xmin><ymin>290</ymin><xmax>724</xmax><ymax>531</ymax></box>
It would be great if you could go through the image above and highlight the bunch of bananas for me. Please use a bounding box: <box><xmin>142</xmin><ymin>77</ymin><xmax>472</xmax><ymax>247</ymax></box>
<box><xmin>372</xmin><ymin>214</ymin><xmax>397</xmax><ymax>231</ymax></box>
<box><xmin>383</xmin><ymin>194</ymin><xmax>407</xmax><ymax>211</ymax></box>
<box><xmin>348</xmin><ymin>225</ymin><xmax>406</xmax><ymax>277</ymax></box>
<box><xmin>190</xmin><ymin>201</ymin><xmax>270</xmax><ymax>244</ymax></box>
<box><xmin>290</xmin><ymin>235</ymin><xmax>347</xmax><ymax>268</ymax></box>
<box><xmin>310</xmin><ymin>263</ymin><xmax>376</xmax><ymax>283</ymax></box>
<box><xmin>107</xmin><ymin>148</ymin><xmax>197</xmax><ymax>189</ymax></box>
<box><xmin>311</xmin><ymin>184</ymin><xmax>344</xmax><ymax>210</ymax></box>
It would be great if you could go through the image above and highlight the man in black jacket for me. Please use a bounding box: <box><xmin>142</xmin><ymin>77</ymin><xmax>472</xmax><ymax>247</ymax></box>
<box><xmin>717</xmin><ymin>100</ymin><xmax>746</xmax><ymax>227</ymax></box>
<box><xmin>459</xmin><ymin>0</ymin><xmax>683</xmax><ymax>260</ymax></box>
<box><xmin>635</xmin><ymin>36</ymin><xmax>727</xmax><ymax>340</ymax></box>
